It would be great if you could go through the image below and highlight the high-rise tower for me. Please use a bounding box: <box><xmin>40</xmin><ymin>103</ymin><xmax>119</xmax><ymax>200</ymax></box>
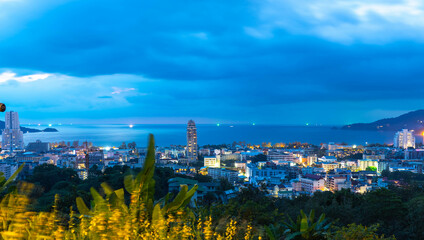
<box><xmin>2</xmin><ymin>111</ymin><xmax>24</xmax><ymax>151</ymax></box>
<box><xmin>394</xmin><ymin>129</ymin><xmax>415</xmax><ymax>149</ymax></box>
<box><xmin>186</xmin><ymin>120</ymin><xmax>198</xmax><ymax>162</ymax></box>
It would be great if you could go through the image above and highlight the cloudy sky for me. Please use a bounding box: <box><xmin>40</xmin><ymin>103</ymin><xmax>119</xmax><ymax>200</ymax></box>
<box><xmin>0</xmin><ymin>0</ymin><xmax>423</xmax><ymax>125</ymax></box>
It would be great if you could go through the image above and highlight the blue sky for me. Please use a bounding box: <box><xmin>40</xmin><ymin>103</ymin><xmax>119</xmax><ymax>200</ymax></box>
<box><xmin>1</xmin><ymin>0</ymin><xmax>424</xmax><ymax>125</ymax></box>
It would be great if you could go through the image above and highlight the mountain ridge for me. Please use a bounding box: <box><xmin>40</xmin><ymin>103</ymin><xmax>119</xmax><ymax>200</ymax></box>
<box><xmin>342</xmin><ymin>110</ymin><xmax>424</xmax><ymax>132</ymax></box>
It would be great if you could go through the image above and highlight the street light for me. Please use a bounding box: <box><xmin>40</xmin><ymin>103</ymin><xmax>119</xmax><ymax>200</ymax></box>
<box><xmin>0</xmin><ymin>103</ymin><xmax>5</xmax><ymax>112</ymax></box>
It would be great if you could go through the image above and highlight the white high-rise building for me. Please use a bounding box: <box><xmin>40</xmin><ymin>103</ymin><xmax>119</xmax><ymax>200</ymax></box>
<box><xmin>2</xmin><ymin>111</ymin><xmax>24</xmax><ymax>151</ymax></box>
<box><xmin>186</xmin><ymin>120</ymin><xmax>198</xmax><ymax>162</ymax></box>
<box><xmin>394</xmin><ymin>129</ymin><xmax>415</xmax><ymax>149</ymax></box>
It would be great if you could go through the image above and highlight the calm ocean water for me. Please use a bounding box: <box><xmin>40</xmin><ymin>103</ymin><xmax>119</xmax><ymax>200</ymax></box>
<box><xmin>20</xmin><ymin>124</ymin><xmax>401</xmax><ymax>147</ymax></box>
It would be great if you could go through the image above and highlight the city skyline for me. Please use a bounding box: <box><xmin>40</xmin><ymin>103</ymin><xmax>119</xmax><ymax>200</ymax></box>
<box><xmin>1</xmin><ymin>0</ymin><xmax>424</xmax><ymax>125</ymax></box>
<box><xmin>1</xmin><ymin>1</ymin><xmax>424</xmax><ymax>239</ymax></box>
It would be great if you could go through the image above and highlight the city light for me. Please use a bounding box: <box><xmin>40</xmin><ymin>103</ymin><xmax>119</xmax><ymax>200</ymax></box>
<box><xmin>1</xmin><ymin>0</ymin><xmax>423</xmax><ymax>238</ymax></box>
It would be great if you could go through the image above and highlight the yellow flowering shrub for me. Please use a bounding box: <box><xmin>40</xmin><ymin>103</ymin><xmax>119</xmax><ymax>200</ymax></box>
<box><xmin>0</xmin><ymin>135</ymin><xmax>258</xmax><ymax>240</ymax></box>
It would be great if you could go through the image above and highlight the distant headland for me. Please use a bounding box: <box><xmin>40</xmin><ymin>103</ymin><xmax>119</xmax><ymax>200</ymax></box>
<box><xmin>0</xmin><ymin>120</ymin><xmax>58</xmax><ymax>133</ymax></box>
<box><xmin>342</xmin><ymin>109</ymin><xmax>424</xmax><ymax>132</ymax></box>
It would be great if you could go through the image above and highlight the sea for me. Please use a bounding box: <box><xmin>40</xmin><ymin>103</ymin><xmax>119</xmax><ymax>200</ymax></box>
<box><xmin>20</xmin><ymin>124</ymin><xmax>402</xmax><ymax>148</ymax></box>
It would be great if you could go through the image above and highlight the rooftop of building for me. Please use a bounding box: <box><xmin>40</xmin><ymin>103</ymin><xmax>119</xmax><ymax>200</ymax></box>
<box><xmin>302</xmin><ymin>174</ymin><xmax>323</xmax><ymax>180</ymax></box>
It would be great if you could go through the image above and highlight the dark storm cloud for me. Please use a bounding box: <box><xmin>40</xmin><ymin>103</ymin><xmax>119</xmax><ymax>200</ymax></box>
<box><xmin>1</xmin><ymin>0</ymin><xmax>424</xmax><ymax>123</ymax></box>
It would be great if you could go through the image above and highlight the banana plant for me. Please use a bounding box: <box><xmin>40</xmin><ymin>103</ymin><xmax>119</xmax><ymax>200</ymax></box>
<box><xmin>282</xmin><ymin>210</ymin><xmax>331</xmax><ymax>240</ymax></box>
<box><xmin>265</xmin><ymin>223</ymin><xmax>285</xmax><ymax>240</ymax></box>
<box><xmin>123</xmin><ymin>133</ymin><xmax>157</xmax><ymax>215</ymax></box>
<box><xmin>77</xmin><ymin>134</ymin><xmax>198</xmax><ymax>221</ymax></box>
<box><xmin>76</xmin><ymin>182</ymin><xmax>127</xmax><ymax>215</ymax></box>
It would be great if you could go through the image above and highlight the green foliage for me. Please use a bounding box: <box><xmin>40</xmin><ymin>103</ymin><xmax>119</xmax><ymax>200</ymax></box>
<box><xmin>331</xmin><ymin>223</ymin><xmax>395</xmax><ymax>240</ymax></box>
<box><xmin>218</xmin><ymin>178</ymin><xmax>233</xmax><ymax>191</ymax></box>
<box><xmin>264</xmin><ymin>223</ymin><xmax>285</xmax><ymax>240</ymax></box>
<box><xmin>154</xmin><ymin>167</ymin><xmax>175</xmax><ymax>199</ymax></box>
<box><xmin>0</xmin><ymin>135</ymin><xmax>252</xmax><ymax>239</ymax></box>
<box><xmin>8</xmin><ymin>137</ymin><xmax>424</xmax><ymax>238</ymax></box>
<box><xmin>406</xmin><ymin>196</ymin><xmax>424</xmax><ymax>239</ymax></box>
<box><xmin>366</xmin><ymin>166</ymin><xmax>377</xmax><ymax>172</ymax></box>
<box><xmin>24</xmin><ymin>163</ymin><xmax>177</xmax><ymax>214</ymax></box>
<box><xmin>211</xmin><ymin>186</ymin><xmax>281</xmax><ymax>227</ymax></box>
<box><xmin>363</xmin><ymin>188</ymin><xmax>405</xmax><ymax>229</ymax></box>
<box><xmin>281</xmin><ymin>209</ymin><xmax>331</xmax><ymax>240</ymax></box>
<box><xmin>176</xmin><ymin>173</ymin><xmax>213</xmax><ymax>183</ymax></box>
<box><xmin>381</xmin><ymin>170</ymin><xmax>424</xmax><ymax>183</ymax></box>
<box><xmin>28</xmin><ymin>164</ymin><xmax>80</xmax><ymax>192</ymax></box>
<box><xmin>76</xmin><ymin>134</ymin><xmax>198</xmax><ymax>221</ymax></box>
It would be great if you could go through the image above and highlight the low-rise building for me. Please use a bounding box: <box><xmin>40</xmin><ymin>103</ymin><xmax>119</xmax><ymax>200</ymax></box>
<box><xmin>26</xmin><ymin>140</ymin><xmax>50</xmax><ymax>153</ymax></box>
<box><xmin>204</xmin><ymin>156</ymin><xmax>220</xmax><ymax>168</ymax></box>
<box><xmin>234</xmin><ymin>161</ymin><xmax>246</xmax><ymax>170</ymax></box>
<box><xmin>358</xmin><ymin>159</ymin><xmax>378</xmax><ymax>171</ymax></box>
<box><xmin>246</xmin><ymin>164</ymin><xmax>286</xmax><ymax>183</ymax></box>
<box><xmin>0</xmin><ymin>162</ymin><xmax>18</xmax><ymax>179</ymax></box>
<box><xmin>318</xmin><ymin>156</ymin><xmax>337</xmax><ymax>162</ymax></box>
<box><xmin>327</xmin><ymin>176</ymin><xmax>351</xmax><ymax>192</ymax></box>
<box><xmin>268</xmin><ymin>151</ymin><xmax>297</xmax><ymax>162</ymax></box>
<box><xmin>298</xmin><ymin>174</ymin><xmax>325</xmax><ymax>193</ymax></box>
<box><xmin>208</xmin><ymin>168</ymin><xmax>238</xmax><ymax>183</ymax></box>
<box><xmin>320</xmin><ymin>162</ymin><xmax>339</xmax><ymax>172</ymax></box>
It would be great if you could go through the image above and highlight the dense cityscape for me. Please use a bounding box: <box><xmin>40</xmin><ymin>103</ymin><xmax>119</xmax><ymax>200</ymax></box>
<box><xmin>3</xmin><ymin>0</ymin><xmax>424</xmax><ymax>238</ymax></box>
<box><xmin>3</xmin><ymin>110</ymin><xmax>424</xmax><ymax>238</ymax></box>
<box><xmin>1</xmin><ymin>111</ymin><xmax>423</xmax><ymax>200</ymax></box>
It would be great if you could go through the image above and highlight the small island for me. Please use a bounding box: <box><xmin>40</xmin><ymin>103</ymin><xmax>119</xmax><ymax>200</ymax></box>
<box><xmin>42</xmin><ymin>128</ymin><xmax>59</xmax><ymax>132</ymax></box>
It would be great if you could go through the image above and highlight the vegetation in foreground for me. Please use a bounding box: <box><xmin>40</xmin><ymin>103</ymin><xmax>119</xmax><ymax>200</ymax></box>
<box><xmin>0</xmin><ymin>134</ymin><xmax>402</xmax><ymax>239</ymax></box>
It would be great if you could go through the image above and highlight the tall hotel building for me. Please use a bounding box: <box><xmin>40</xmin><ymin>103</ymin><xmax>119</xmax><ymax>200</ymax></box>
<box><xmin>394</xmin><ymin>129</ymin><xmax>415</xmax><ymax>149</ymax></box>
<box><xmin>2</xmin><ymin>111</ymin><xmax>24</xmax><ymax>151</ymax></box>
<box><xmin>186</xmin><ymin>120</ymin><xmax>198</xmax><ymax>162</ymax></box>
